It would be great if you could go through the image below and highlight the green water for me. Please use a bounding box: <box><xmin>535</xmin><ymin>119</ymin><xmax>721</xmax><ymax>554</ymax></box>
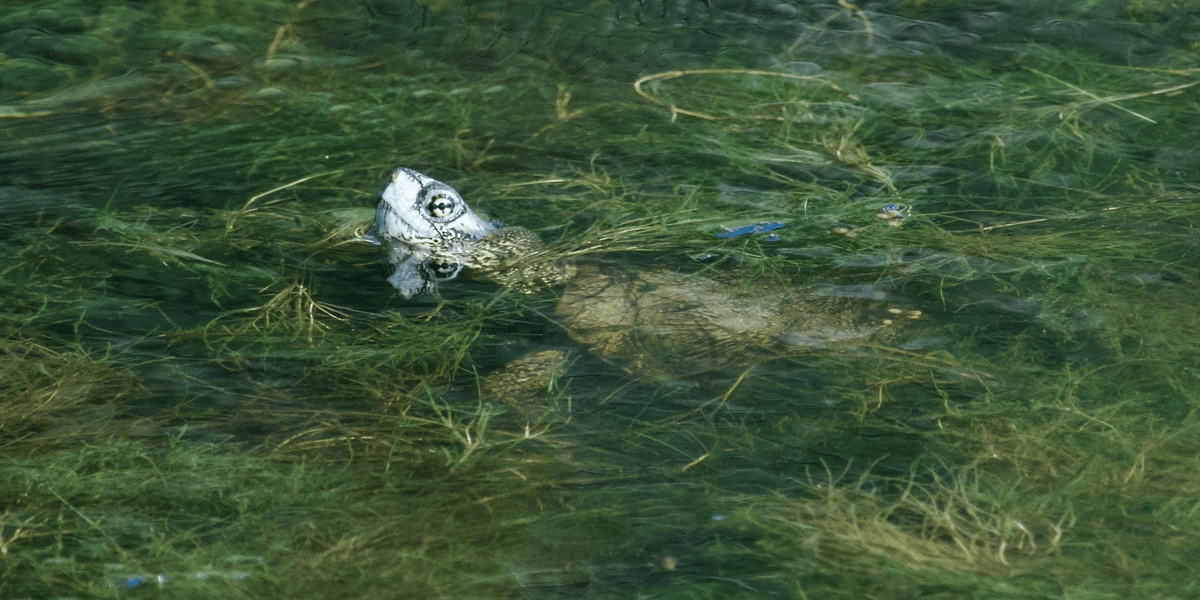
<box><xmin>3</xmin><ymin>0</ymin><xmax>1200</xmax><ymax>597</ymax></box>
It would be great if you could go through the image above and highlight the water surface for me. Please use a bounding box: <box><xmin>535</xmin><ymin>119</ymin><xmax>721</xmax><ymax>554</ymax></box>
<box><xmin>2</xmin><ymin>1</ymin><xmax>1199</xmax><ymax>597</ymax></box>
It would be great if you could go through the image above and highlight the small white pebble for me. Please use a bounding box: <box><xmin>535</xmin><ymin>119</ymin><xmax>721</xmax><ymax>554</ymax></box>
<box><xmin>259</xmin><ymin>58</ymin><xmax>298</xmax><ymax>69</ymax></box>
<box><xmin>247</xmin><ymin>87</ymin><xmax>286</xmax><ymax>100</ymax></box>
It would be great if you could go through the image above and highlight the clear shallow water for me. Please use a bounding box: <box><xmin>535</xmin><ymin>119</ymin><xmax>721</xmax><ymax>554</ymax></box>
<box><xmin>2</xmin><ymin>1</ymin><xmax>1200</xmax><ymax>598</ymax></box>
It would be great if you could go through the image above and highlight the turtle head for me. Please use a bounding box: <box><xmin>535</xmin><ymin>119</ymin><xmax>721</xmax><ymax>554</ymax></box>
<box><xmin>370</xmin><ymin>168</ymin><xmax>496</xmax><ymax>251</ymax></box>
<box><xmin>367</xmin><ymin>168</ymin><xmax>499</xmax><ymax>298</ymax></box>
<box><xmin>367</xmin><ymin>168</ymin><xmax>565</xmax><ymax>298</ymax></box>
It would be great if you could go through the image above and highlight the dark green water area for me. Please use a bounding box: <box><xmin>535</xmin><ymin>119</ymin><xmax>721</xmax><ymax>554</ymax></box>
<box><xmin>3</xmin><ymin>0</ymin><xmax>1200</xmax><ymax>597</ymax></box>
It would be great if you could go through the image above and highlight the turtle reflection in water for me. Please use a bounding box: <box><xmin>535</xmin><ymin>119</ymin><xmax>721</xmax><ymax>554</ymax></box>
<box><xmin>364</xmin><ymin>168</ymin><xmax>920</xmax><ymax>409</ymax></box>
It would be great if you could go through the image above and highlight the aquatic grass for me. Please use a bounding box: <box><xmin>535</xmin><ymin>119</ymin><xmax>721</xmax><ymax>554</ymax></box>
<box><xmin>631</xmin><ymin>68</ymin><xmax>899</xmax><ymax>190</ymax></box>
<box><xmin>150</xmin><ymin>0</ymin><xmax>293</xmax><ymax>30</ymax></box>
<box><xmin>748</xmin><ymin>465</ymin><xmax>1069</xmax><ymax>574</ymax></box>
<box><xmin>0</xmin><ymin>239</ymin><xmax>93</xmax><ymax>335</ymax></box>
<box><xmin>186</xmin><ymin>296</ymin><xmax>496</xmax><ymax>455</ymax></box>
<box><xmin>0</xmin><ymin>434</ymin><xmax>550</xmax><ymax>598</ymax></box>
<box><xmin>743</xmin><ymin>407</ymin><xmax>1200</xmax><ymax>596</ymax></box>
<box><xmin>202</xmin><ymin>275</ymin><xmax>361</xmax><ymax>346</ymax></box>
<box><xmin>0</xmin><ymin>339</ymin><xmax>130</xmax><ymax>449</ymax></box>
<box><xmin>735</xmin><ymin>314</ymin><xmax>1200</xmax><ymax>594</ymax></box>
<box><xmin>306</xmin><ymin>306</ymin><xmax>486</xmax><ymax>376</ymax></box>
<box><xmin>259</xmin><ymin>389</ymin><xmax>526</xmax><ymax>473</ymax></box>
<box><xmin>632</xmin><ymin>68</ymin><xmax>859</xmax><ymax>122</ymax></box>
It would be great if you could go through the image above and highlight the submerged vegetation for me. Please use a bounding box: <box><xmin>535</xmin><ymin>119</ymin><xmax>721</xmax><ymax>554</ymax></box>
<box><xmin>2</xmin><ymin>0</ymin><xmax>1199</xmax><ymax>597</ymax></box>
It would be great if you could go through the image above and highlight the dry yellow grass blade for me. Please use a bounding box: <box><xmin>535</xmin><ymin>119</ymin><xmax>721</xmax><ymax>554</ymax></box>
<box><xmin>633</xmin><ymin>68</ymin><xmax>855</xmax><ymax>122</ymax></box>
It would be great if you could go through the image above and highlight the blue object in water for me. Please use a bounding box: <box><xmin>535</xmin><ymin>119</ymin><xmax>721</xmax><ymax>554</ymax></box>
<box><xmin>717</xmin><ymin>222</ymin><xmax>785</xmax><ymax>239</ymax></box>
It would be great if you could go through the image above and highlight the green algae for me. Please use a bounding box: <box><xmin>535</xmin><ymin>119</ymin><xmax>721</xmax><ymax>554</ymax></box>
<box><xmin>2</xmin><ymin>0</ymin><xmax>1200</xmax><ymax>598</ymax></box>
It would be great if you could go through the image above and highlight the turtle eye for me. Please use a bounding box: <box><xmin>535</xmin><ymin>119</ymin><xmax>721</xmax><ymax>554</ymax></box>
<box><xmin>426</xmin><ymin>193</ymin><xmax>457</xmax><ymax>219</ymax></box>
